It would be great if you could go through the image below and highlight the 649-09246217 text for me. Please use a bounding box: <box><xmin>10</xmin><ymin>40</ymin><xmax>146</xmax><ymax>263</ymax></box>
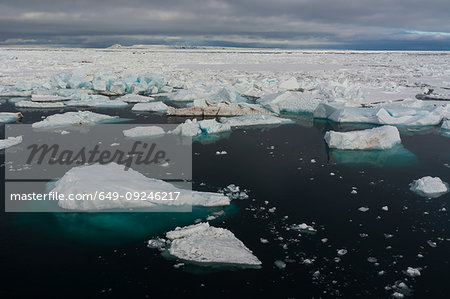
<box><xmin>9</xmin><ymin>191</ymin><xmax>182</xmax><ymax>201</ymax></box>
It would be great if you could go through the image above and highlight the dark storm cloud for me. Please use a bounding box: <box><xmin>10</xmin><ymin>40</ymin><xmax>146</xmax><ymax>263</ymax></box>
<box><xmin>0</xmin><ymin>0</ymin><xmax>449</xmax><ymax>49</ymax></box>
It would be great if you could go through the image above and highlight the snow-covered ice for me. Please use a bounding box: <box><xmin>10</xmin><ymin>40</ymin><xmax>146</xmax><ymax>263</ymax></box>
<box><xmin>169</xmin><ymin>119</ymin><xmax>231</xmax><ymax>137</ymax></box>
<box><xmin>123</xmin><ymin>126</ymin><xmax>165</xmax><ymax>138</ymax></box>
<box><xmin>31</xmin><ymin>95</ymin><xmax>69</xmax><ymax>102</ymax></box>
<box><xmin>219</xmin><ymin>114</ymin><xmax>293</xmax><ymax>128</ymax></box>
<box><xmin>54</xmin><ymin>163</ymin><xmax>230</xmax><ymax>210</ymax></box>
<box><xmin>131</xmin><ymin>101</ymin><xmax>168</xmax><ymax>112</ymax></box>
<box><xmin>117</xmin><ymin>94</ymin><xmax>154</xmax><ymax>103</ymax></box>
<box><xmin>409</xmin><ymin>176</ymin><xmax>449</xmax><ymax>198</ymax></box>
<box><xmin>16</xmin><ymin>100</ymin><xmax>66</xmax><ymax>109</ymax></box>
<box><xmin>324</xmin><ymin>126</ymin><xmax>401</xmax><ymax>150</ymax></box>
<box><xmin>165</xmin><ymin>222</ymin><xmax>261</xmax><ymax>266</ymax></box>
<box><xmin>0</xmin><ymin>136</ymin><xmax>22</xmax><ymax>150</ymax></box>
<box><xmin>32</xmin><ymin>111</ymin><xmax>118</xmax><ymax>129</ymax></box>
<box><xmin>167</xmin><ymin>100</ymin><xmax>273</xmax><ymax>116</ymax></box>
<box><xmin>257</xmin><ymin>91</ymin><xmax>320</xmax><ymax>114</ymax></box>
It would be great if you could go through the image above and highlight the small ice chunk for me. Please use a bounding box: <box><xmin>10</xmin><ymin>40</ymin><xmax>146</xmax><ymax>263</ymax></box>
<box><xmin>382</xmin><ymin>206</ymin><xmax>389</xmax><ymax>211</ymax></box>
<box><xmin>0</xmin><ymin>136</ymin><xmax>23</xmax><ymax>150</ymax></box>
<box><xmin>260</xmin><ymin>238</ymin><xmax>269</xmax><ymax>244</ymax></box>
<box><xmin>166</xmin><ymin>222</ymin><xmax>261</xmax><ymax>266</ymax></box>
<box><xmin>290</xmin><ymin>223</ymin><xmax>317</xmax><ymax>234</ymax></box>
<box><xmin>132</xmin><ymin>101</ymin><xmax>168</xmax><ymax>112</ymax></box>
<box><xmin>0</xmin><ymin>112</ymin><xmax>23</xmax><ymax>123</ymax></box>
<box><xmin>410</xmin><ymin>176</ymin><xmax>449</xmax><ymax>198</ymax></box>
<box><xmin>405</xmin><ymin>267</ymin><xmax>421</xmax><ymax>277</ymax></box>
<box><xmin>215</xmin><ymin>151</ymin><xmax>228</xmax><ymax>155</ymax></box>
<box><xmin>32</xmin><ymin>111</ymin><xmax>118</xmax><ymax>129</ymax></box>
<box><xmin>169</xmin><ymin>119</ymin><xmax>231</xmax><ymax>137</ymax></box>
<box><xmin>274</xmin><ymin>260</ymin><xmax>286</xmax><ymax>269</ymax></box>
<box><xmin>123</xmin><ymin>126</ymin><xmax>165</xmax><ymax>138</ymax></box>
<box><xmin>324</xmin><ymin>126</ymin><xmax>401</xmax><ymax>150</ymax></box>
<box><xmin>257</xmin><ymin>91</ymin><xmax>320</xmax><ymax>114</ymax></box>
<box><xmin>337</xmin><ymin>249</ymin><xmax>347</xmax><ymax>256</ymax></box>
<box><xmin>147</xmin><ymin>238</ymin><xmax>167</xmax><ymax>250</ymax></box>
<box><xmin>358</xmin><ymin>207</ymin><xmax>369</xmax><ymax>212</ymax></box>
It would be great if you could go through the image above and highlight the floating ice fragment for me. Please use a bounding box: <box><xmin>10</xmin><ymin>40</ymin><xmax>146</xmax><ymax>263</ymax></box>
<box><xmin>405</xmin><ymin>267</ymin><xmax>421</xmax><ymax>277</ymax></box>
<box><xmin>337</xmin><ymin>249</ymin><xmax>347</xmax><ymax>256</ymax></box>
<box><xmin>132</xmin><ymin>101</ymin><xmax>168</xmax><ymax>112</ymax></box>
<box><xmin>219</xmin><ymin>114</ymin><xmax>293</xmax><ymax>128</ymax></box>
<box><xmin>0</xmin><ymin>112</ymin><xmax>23</xmax><ymax>123</ymax></box>
<box><xmin>290</xmin><ymin>223</ymin><xmax>317</xmax><ymax>234</ymax></box>
<box><xmin>215</xmin><ymin>151</ymin><xmax>227</xmax><ymax>155</ymax></box>
<box><xmin>32</xmin><ymin>111</ymin><xmax>118</xmax><ymax>129</ymax></box>
<box><xmin>409</xmin><ymin>176</ymin><xmax>449</xmax><ymax>198</ymax></box>
<box><xmin>117</xmin><ymin>94</ymin><xmax>154</xmax><ymax>103</ymax></box>
<box><xmin>169</xmin><ymin>119</ymin><xmax>231</xmax><ymax>137</ymax></box>
<box><xmin>168</xmin><ymin>100</ymin><xmax>273</xmax><ymax>116</ymax></box>
<box><xmin>15</xmin><ymin>100</ymin><xmax>66</xmax><ymax>108</ymax></box>
<box><xmin>358</xmin><ymin>207</ymin><xmax>369</xmax><ymax>212</ymax></box>
<box><xmin>122</xmin><ymin>126</ymin><xmax>165</xmax><ymax>138</ymax></box>
<box><xmin>382</xmin><ymin>206</ymin><xmax>389</xmax><ymax>211</ymax></box>
<box><xmin>165</xmin><ymin>222</ymin><xmax>261</xmax><ymax>266</ymax></box>
<box><xmin>0</xmin><ymin>136</ymin><xmax>22</xmax><ymax>150</ymax></box>
<box><xmin>324</xmin><ymin>126</ymin><xmax>401</xmax><ymax>150</ymax></box>
<box><xmin>54</xmin><ymin>163</ymin><xmax>230</xmax><ymax>211</ymax></box>
<box><xmin>257</xmin><ymin>91</ymin><xmax>320</xmax><ymax>114</ymax></box>
<box><xmin>274</xmin><ymin>260</ymin><xmax>286</xmax><ymax>269</ymax></box>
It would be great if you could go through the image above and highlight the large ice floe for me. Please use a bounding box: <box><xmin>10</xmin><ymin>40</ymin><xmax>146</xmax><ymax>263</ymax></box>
<box><xmin>314</xmin><ymin>101</ymin><xmax>446</xmax><ymax>126</ymax></box>
<box><xmin>409</xmin><ymin>176</ymin><xmax>449</xmax><ymax>198</ymax></box>
<box><xmin>324</xmin><ymin>126</ymin><xmax>401</xmax><ymax>150</ymax></box>
<box><xmin>0</xmin><ymin>112</ymin><xmax>23</xmax><ymax>123</ymax></box>
<box><xmin>0</xmin><ymin>136</ymin><xmax>22</xmax><ymax>150</ymax></box>
<box><xmin>31</xmin><ymin>94</ymin><xmax>69</xmax><ymax>102</ymax></box>
<box><xmin>132</xmin><ymin>101</ymin><xmax>168</xmax><ymax>112</ymax></box>
<box><xmin>16</xmin><ymin>100</ymin><xmax>66</xmax><ymax>109</ymax></box>
<box><xmin>163</xmin><ymin>222</ymin><xmax>261</xmax><ymax>266</ymax></box>
<box><xmin>257</xmin><ymin>91</ymin><xmax>321</xmax><ymax>114</ymax></box>
<box><xmin>123</xmin><ymin>126</ymin><xmax>165</xmax><ymax>138</ymax></box>
<box><xmin>167</xmin><ymin>100</ymin><xmax>273</xmax><ymax>116</ymax></box>
<box><xmin>53</xmin><ymin>163</ymin><xmax>230</xmax><ymax>211</ymax></box>
<box><xmin>219</xmin><ymin>114</ymin><xmax>293</xmax><ymax>128</ymax></box>
<box><xmin>116</xmin><ymin>94</ymin><xmax>154</xmax><ymax>103</ymax></box>
<box><xmin>32</xmin><ymin>111</ymin><xmax>118</xmax><ymax>129</ymax></box>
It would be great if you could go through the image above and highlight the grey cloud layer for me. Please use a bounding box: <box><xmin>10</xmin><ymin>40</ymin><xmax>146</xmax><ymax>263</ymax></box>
<box><xmin>0</xmin><ymin>0</ymin><xmax>449</xmax><ymax>49</ymax></box>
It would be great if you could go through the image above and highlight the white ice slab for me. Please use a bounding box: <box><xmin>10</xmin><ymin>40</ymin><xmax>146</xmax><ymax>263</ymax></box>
<box><xmin>324</xmin><ymin>126</ymin><xmax>401</xmax><ymax>150</ymax></box>
<box><xmin>219</xmin><ymin>114</ymin><xmax>293</xmax><ymax>128</ymax></box>
<box><xmin>0</xmin><ymin>112</ymin><xmax>23</xmax><ymax>123</ymax></box>
<box><xmin>123</xmin><ymin>126</ymin><xmax>165</xmax><ymax>138</ymax></box>
<box><xmin>132</xmin><ymin>101</ymin><xmax>168</xmax><ymax>112</ymax></box>
<box><xmin>54</xmin><ymin>163</ymin><xmax>230</xmax><ymax>210</ymax></box>
<box><xmin>410</xmin><ymin>176</ymin><xmax>449</xmax><ymax>198</ymax></box>
<box><xmin>117</xmin><ymin>94</ymin><xmax>154</xmax><ymax>103</ymax></box>
<box><xmin>442</xmin><ymin>120</ymin><xmax>450</xmax><ymax>130</ymax></box>
<box><xmin>31</xmin><ymin>95</ymin><xmax>69</xmax><ymax>102</ymax></box>
<box><xmin>32</xmin><ymin>111</ymin><xmax>118</xmax><ymax>129</ymax></box>
<box><xmin>169</xmin><ymin>119</ymin><xmax>231</xmax><ymax>137</ymax></box>
<box><xmin>16</xmin><ymin>100</ymin><xmax>66</xmax><ymax>108</ymax></box>
<box><xmin>169</xmin><ymin>100</ymin><xmax>273</xmax><ymax>116</ymax></box>
<box><xmin>0</xmin><ymin>136</ymin><xmax>22</xmax><ymax>150</ymax></box>
<box><xmin>166</xmin><ymin>222</ymin><xmax>261</xmax><ymax>266</ymax></box>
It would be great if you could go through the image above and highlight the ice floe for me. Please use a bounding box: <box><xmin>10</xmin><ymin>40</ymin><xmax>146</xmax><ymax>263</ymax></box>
<box><xmin>16</xmin><ymin>100</ymin><xmax>66</xmax><ymax>109</ymax></box>
<box><xmin>219</xmin><ymin>114</ymin><xmax>293</xmax><ymax>128</ymax></box>
<box><xmin>0</xmin><ymin>136</ymin><xmax>22</xmax><ymax>150</ymax></box>
<box><xmin>169</xmin><ymin>119</ymin><xmax>231</xmax><ymax>137</ymax></box>
<box><xmin>279</xmin><ymin>77</ymin><xmax>300</xmax><ymax>90</ymax></box>
<box><xmin>123</xmin><ymin>126</ymin><xmax>165</xmax><ymax>138</ymax></box>
<box><xmin>54</xmin><ymin>163</ymin><xmax>230</xmax><ymax>210</ymax></box>
<box><xmin>31</xmin><ymin>94</ymin><xmax>69</xmax><ymax>102</ymax></box>
<box><xmin>32</xmin><ymin>111</ymin><xmax>118</xmax><ymax>129</ymax></box>
<box><xmin>257</xmin><ymin>91</ymin><xmax>320</xmax><ymax>114</ymax></box>
<box><xmin>409</xmin><ymin>176</ymin><xmax>449</xmax><ymax>198</ymax></box>
<box><xmin>131</xmin><ymin>101</ymin><xmax>168</xmax><ymax>112</ymax></box>
<box><xmin>314</xmin><ymin>101</ymin><xmax>446</xmax><ymax>126</ymax></box>
<box><xmin>165</xmin><ymin>222</ymin><xmax>261</xmax><ymax>266</ymax></box>
<box><xmin>324</xmin><ymin>126</ymin><xmax>401</xmax><ymax>150</ymax></box>
<box><xmin>0</xmin><ymin>112</ymin><xmax>23</xmax><ymax>123</ymax></box>
<box><xmin>117</xmin><ymin>94</ymin><xmax>154</xmax><ymax>103</ymax></box>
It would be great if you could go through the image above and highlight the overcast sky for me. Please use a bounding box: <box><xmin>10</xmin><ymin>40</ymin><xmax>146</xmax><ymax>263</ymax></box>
<box><xmin>1</xmin><ymin>0</ymin><xmax>449</xmax><ymax>49</ymax></box>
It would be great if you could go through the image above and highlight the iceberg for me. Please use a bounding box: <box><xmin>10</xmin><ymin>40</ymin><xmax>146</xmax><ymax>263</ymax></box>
<box><xmin>0</xmin><ymin>136</ymin><xmax>22</xmax><ymax>150</ymax></box>
<box><xmin>117</xmin><ymin>94</ymin><xmax>154</xmax><ymax>103</ymax></box>
<box><xmin>442</xmin><ymin>120</ymin><xmax>450</xmax><ymax>130</ymax></box>
<box><xmin>123</xmin><ymin>126</ymin><xmax>165</xmax><ymax>138</ymax></box>
<box><xmin>165</xmin><ymin>222</ymin><xmax>261</xmax><ymax>266</ymax></box>
<box><xmin>15</xmin><ymin>100</ymin><xmax>66</xmax><ymax>109</ymax></box>
<box><xmin>219</xmin><ymin>114</ymin><xmax>293</xmax><ymax>128</ymax></box>
<box><xmin>32</xmin><ymin>111</ymin><xmax>118</xmax><ymax>129</ymax></box>
<box><xmin>410</xmin><ymin>176</ymin><xmax>449</xmax><ymax>198</ymax></box>
<box><xmin>168</xmin><ymin>100</ymin><xmax>273</xmax><ymax>116</ymax></box>
<box><xmin>324</xmin><ymin>126</ymin><xmax>401</xmax><ymax>150</ymax></box>
<box><xmin>257</xmin><ymin>91</ymin><xmax>320</xmax><ymax>114</ymax></box>
<box><xmin>65</xmin><ymin>95</ymin><xmax>128</xmax><ymax>108</ymax></box>
<box><xmin>0</xmin><ymin>112</ymin><xmax>23</xmax><ymax>123</ymax></box>
<box><xmin>169</xmin><ymin>119</ymin><xmax>231</xmax><ymax>137</ymax></box>
<box><xmin>53</xmin><ymin>163</ymin><xmax>230</xmax><ymax>210</ymax></box>
<box><xmin>132</xmin><ymin>101</ymin><xmax>168</xmax><ymax>112</ymax></box>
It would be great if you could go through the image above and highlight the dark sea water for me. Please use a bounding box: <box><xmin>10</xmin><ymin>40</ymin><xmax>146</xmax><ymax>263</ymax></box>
<box><xmin>1</xmin><ymin>98</ymin><xmax>449</xmax><ymax>298</ymax></box>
